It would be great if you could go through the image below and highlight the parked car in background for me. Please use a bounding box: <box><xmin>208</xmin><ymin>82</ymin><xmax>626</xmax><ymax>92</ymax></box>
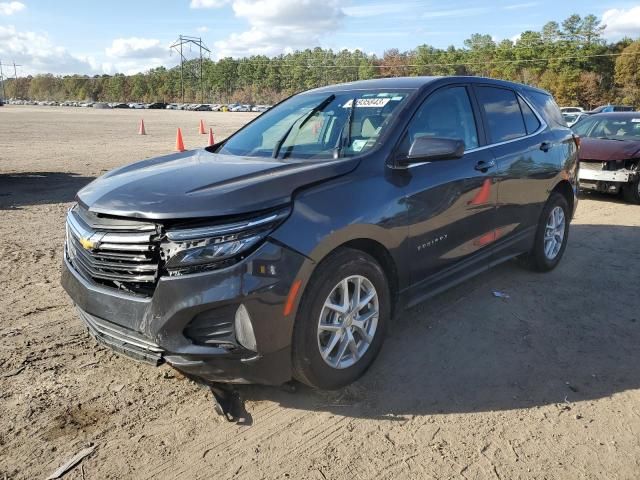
<box><xmin>193</xmin><ymin>104</ymin><xmax>212</xmax><ymax>111</ymax></box>
<box><xmin>560</xmin><ymin>106</ymin><xmax>584</xmax><ymax>114</ymax></box>
<box><xmin>586</xmin><ymin>105</ymin><xmax>635</xmax><ymax>114</ymax></box>
<box><xmin>62</xmin><ymin>76</ymin><xmax>578</xmax><ymax>404</ymax></box>
<box><xmin>112</xmin><ymin>103</ymin><xmax>130</xmax><ymax>109</ymax></box>
<box><xmin>562</xmin><ymin>112</ymin><xmax>587</xmax><ymax>127</ymax></box>
<box><xmin>573</xmin><ymin>112</ymin><xmax>640</xmax><ymax>203</ymax></box>
<box><xmin>93</xmin><ymin>102</ymin><xmax>110</xmax><ymax>109</ymax></box>
<box><xmin>147</xmin><ymin>102</ymin><xmax>167</xmax><ymax>109</ymax></box>
<box><xmin>230</xmin><ymin>104</ymin><xmax>252</xmax><ymax>112</ymax></box>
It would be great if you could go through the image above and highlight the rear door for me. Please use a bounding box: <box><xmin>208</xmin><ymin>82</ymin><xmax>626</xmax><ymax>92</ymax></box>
<box><xmin>400</xmin><ymin>85</ymin><xmax>499</xmax><ymax>301</ymax></box>
<box><xmin>473</xmin><ymin>85</ymin><xmax>557</xmax><ymax>261</ymax></box>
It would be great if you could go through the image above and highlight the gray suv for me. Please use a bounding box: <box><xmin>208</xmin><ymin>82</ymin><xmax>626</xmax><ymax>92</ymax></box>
<box><xmin>63</xmin><ymin>76</ymin><xmax>578</xmax><ymax>395</ymax></box>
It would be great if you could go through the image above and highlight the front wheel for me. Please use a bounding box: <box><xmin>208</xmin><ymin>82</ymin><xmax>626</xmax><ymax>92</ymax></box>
<box><xmin>292</xmin><ymin>248</ymin><xmax>390</xmax><ymax>390</ymax></box>
<box><xmin>520</xmin><ymin>192</ymin><xmax>570</xmax><ymax>272</ymax></box>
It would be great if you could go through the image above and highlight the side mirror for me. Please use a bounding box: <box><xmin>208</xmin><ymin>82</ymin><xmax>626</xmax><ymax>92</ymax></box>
<box><xmin>401</xmin><ymin>136</ymin><xmax>465</xmax><ymax>165</ymax></box>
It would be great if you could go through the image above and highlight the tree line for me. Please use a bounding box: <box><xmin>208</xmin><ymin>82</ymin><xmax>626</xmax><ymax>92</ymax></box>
<box><xmin>3</xmin><ymin>14</ymin><xmax>640</xmax><ymax>108</ymax></box>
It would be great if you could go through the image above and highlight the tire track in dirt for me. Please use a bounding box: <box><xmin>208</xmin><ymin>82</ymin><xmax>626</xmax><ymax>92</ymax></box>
<box><xmin>142</xmin><ymin>403</ymin><xmax>284</xmax><ymax>479</ymax></box>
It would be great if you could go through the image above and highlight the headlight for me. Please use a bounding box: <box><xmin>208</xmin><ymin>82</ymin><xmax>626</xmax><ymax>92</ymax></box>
<box><xmin>161</xmin><ymin>208</ymin><xmax>289</xmax><ymax>275</ymax></box>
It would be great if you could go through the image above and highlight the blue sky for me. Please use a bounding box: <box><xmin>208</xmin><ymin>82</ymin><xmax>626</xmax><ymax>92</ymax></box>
<box><xmin>1</xmin><ymin>0</ymin><xmax>639</xmax><ymax>75</ymax></box>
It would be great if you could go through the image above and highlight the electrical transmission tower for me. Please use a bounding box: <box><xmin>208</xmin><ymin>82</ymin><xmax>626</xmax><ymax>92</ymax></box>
<box><xmin>0</xmin><ymin>60</ymin><xmax>22</xmax><ymax>100</ymax></box>
<box><xmin>170</xmin><ymin>35</ymin><xmax>211</xmax><ymax>104</ymax></box>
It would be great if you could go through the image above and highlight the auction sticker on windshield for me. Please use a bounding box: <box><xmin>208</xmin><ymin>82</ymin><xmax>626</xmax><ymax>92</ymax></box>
<box><xmin>343</xmin><ymin>98</ymin><xmax>390</xmax><ymax>108</ymax></box>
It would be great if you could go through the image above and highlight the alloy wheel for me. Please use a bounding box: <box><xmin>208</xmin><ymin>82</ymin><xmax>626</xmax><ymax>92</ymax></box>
<box><xmin>317</xmin><ymin>275</ymin><xmax>379</xmax><ymax>369</ymax></box>
<box><xmin>544</xmin><ymin>205</ymin><xmax>566</xmax><ymax>260</ymax></box>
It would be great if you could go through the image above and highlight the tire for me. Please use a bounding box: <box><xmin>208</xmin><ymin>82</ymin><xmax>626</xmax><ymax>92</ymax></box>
<box><xmin>622</xmin><ymin>175</ymin><xmax>640</xmax><ymax>204</ymax></box>
<box><xmin>520</xmin><ymin>192</ymin><xmax>570</xmax><ymax>272</ymax></box>
<box><xmin>292</xmin><ymin>248</ymin><xmax>391</xmax><ymax>390</ymax></box>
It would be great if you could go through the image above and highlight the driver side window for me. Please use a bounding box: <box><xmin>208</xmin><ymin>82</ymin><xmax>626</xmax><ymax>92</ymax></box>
<box><xmin>406</xmin><ymin>86</ymin><xmax>479</xmax><ymax>151</ymax></box>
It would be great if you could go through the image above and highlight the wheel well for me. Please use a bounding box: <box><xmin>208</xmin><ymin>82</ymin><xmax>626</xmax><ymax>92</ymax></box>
<box><xmin>338</xmin><ymin>239</ymin><xmax>399</xmax><ymax>314</ymax></box>
<box><xmin>551</xmin><ymin>180</ymin><xmax>575</xmax><ymax>219</ymax></box>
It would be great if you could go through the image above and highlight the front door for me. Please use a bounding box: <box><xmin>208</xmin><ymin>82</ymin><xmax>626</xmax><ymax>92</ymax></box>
<box><xmin>399</xmin><ymin>85</ymin><xmax>498</xmax><ymax>299</ymax></box>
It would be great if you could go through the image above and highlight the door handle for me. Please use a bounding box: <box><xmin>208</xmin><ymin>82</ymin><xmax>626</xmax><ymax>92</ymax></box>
<box><xmin>474</xmin><ymin>159</ymin><xmax>496</xmax><ymax>172</ymax></box>
<box><xmin>540</xmin><ymin>141</ymin><xmax>551</xmax><ymax>152</ymax></box>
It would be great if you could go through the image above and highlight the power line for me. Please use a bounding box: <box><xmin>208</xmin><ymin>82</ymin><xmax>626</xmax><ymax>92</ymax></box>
<box><xmin>8</xmin><ymin>50</ymin><xmax>637</xmax><ymax>85</ymax></box>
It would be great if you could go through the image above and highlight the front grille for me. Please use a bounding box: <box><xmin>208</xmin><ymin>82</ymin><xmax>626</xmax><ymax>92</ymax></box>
<box><xmin>66</xmin><ymin>206</ymin><xmax>161</xmax><ymax>296</ymax></box>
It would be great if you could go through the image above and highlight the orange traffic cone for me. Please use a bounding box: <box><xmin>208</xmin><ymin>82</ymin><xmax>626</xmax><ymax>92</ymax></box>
<box><xmin>199</xmin><ymin>119</ymin><xmax>206</xmax><ymax>134</ymax></box>
<box><xmin>208</xmin><ymin>128</ymin><xmax>215</xmax><ymax>146</ymax></box>
<box><xmin>175</xmin><ymin>128</ymin><xmax>185</xmax><ymax>152</ymax></box>
<box><xmin>138</xmin><ymin>119</ymin><xmax>146</xmax><ymax>135</ymax></box>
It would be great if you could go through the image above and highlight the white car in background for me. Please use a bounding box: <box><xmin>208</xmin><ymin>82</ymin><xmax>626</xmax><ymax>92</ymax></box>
<box><xmin>230</xmin><ymin>104</ymin><xmax>252</xmax><ymax>112</ymax></box>
<box><xmin>563</xmin><ymin>112</ymin><xmax>587</xmax><ymax>127</ymax></box>
<box><xmin>560</xmin><ymin>106</ymin><xmax>584</xmax><ymax>114</ymax></box>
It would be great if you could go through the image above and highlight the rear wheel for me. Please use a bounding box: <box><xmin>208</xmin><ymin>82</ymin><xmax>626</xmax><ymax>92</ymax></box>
<box><xmin>622</xmin><ymin>175</ymin><xmax>640</xmax><ymax>204</ymax></box>
<box><xmin>292</xmin><ymin>248</ymin><xmax>390</xmax><ymax>389</ymax></box>
<box><xmin>520</xmin><ymin>193</ymin><xmax>570</xmax><ymax>272</ymax></box>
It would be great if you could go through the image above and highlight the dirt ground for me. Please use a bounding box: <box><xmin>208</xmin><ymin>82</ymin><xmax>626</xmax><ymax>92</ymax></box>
<box><xmin>1</xmin><ymin>105</ymin><xmax>639</xmax><ymax>480</ymax></box>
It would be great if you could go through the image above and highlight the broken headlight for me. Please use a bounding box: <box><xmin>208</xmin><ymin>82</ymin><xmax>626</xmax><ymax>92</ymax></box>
<box><xmin>161</xmin><ymin>208</ymin><xmax>290</xmax><ymax>275</ymax></box>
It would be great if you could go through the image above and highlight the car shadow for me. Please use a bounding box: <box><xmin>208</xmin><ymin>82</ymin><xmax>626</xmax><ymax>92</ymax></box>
<box><xmin>0</xmin><ymin>172</ymin><xmax>94</xmax><ymax>209</ymax></box>
<box><xmin>235</xmin><ymin>223</ymin><xmax>640</xmax><ymax>419</ymax></box>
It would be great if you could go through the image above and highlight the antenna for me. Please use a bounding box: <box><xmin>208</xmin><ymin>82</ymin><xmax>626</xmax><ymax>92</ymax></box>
<box><xmin>170</xmin><ymin>35</ymin><xmax>211</xmax><ymax>104</ymax></box>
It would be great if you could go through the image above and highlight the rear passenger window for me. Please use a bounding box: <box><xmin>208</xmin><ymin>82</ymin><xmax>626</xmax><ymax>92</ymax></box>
<box><xmin>518</xmin><ymin>97</ymin><xmax>541</xmax><ymax>134</ymax></box>
<box><xmin>476</xmin><ymin>86</ymin><xmax>526</xmax><ymax>143</ymax></box>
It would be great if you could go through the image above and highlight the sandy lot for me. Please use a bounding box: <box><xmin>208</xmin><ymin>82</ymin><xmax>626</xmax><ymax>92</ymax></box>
<box><xmin>1</xmin><ymin>105</ymin><xmax>639</xmax><ymax>480</ymax></box>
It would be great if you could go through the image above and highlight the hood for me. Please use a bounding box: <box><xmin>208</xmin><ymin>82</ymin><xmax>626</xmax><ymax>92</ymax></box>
<box><xmin>579</xmin><ymin>137</ymin><xmax>640</xmax><ymax>162</ymax></box>
<box><xmin>77</xmin><ymin>149</ymin><xmax>358</xmax><ymax>220</ymax></box>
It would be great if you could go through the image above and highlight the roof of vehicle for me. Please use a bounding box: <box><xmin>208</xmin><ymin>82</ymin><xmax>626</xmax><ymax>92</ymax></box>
<box><xmin>304</xmin><ymin>76</ymin><xmax>551</xmax><ymax>96</ymax></box>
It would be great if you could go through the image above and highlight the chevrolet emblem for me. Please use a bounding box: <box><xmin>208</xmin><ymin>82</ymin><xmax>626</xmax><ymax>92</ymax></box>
<box><xmin>79</xmin><ymin>237</ymin><xmax>95</xmax><ymax>250</ymax></box>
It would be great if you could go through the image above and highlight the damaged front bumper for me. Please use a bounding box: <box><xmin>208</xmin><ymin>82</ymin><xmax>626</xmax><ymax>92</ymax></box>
<box><xmin>62</xmin><ymin>239</ymin><xmax>308</xmax><ymax>385</ymax></box>
<box><xmin>579</xmin><ymin>168</ymin><xmax>636</xmax><ymax>184</ymax></box>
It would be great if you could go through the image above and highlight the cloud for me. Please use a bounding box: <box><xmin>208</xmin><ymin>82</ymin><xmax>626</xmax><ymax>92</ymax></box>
<box><xmin>106</xmin><ymin>37</ymin><xmax>167</xmax><ymax>59</ymax></box>
<box><xmin>0</xmin><ymin>1</ymin><xmax>25</xmax><ymax>15</ymax></box>
<box><xmin>0</xmin><ymin>24</ymin><xmax>98</xmax><ymax>75</ymax></box>
<box><xmin>343</xmin><ymin>2</ymin><xmax>414</xmax><ymax>18</ymax></box>
<box><xmin>105</xmin><ymin>37</ymin><xmax>175</xmax><ymax>74</ymax></box>
<box><xmin>214</xmin><ymin>0</ymin><xmax>344</xmax><ymax>58</ymax></box>
<box><xmin>190</xmin><ymin>0</ymin><xmax>229</xmax><ymax>8</ymax></box>
<box><xmin>422</xmin><ymin>7</ymin><xmax>489</xmax><ymax>19</ymax></box>
<box><xmin>602</xmin><ymin>7</ymin><xmax>640</xmax><ymax>39</ymax></box>
<box><xmin>504</xmin><ymin>2</ymin><xmax>539</xmax><ymax>10</ymax></box>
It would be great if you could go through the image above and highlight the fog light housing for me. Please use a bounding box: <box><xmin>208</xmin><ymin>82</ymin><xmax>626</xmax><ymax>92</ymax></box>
<box><xmin>235</xmin><ymin>304</ymin><xmax>257</xmax><ymax>351</ymax></box>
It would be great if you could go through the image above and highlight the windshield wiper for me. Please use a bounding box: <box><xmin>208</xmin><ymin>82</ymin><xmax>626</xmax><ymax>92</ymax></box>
<box><xmin>334</xmin><ymin>96</ymin><xmax>357</xmax><ymax>159</ymax></box>
<box><xmin>272</xmin><ymin>94</ymin><xmax>335</xmax><ymax>159</ymax></box>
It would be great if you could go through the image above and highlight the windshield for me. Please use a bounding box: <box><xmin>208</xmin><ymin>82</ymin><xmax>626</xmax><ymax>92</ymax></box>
<box><xmin>572</xmin><ymin>116</ymin><xmax>640</xmax><ymax>140</ymax></box>
<box><xmin>217</xmin><ymin>90</ymin><xmax>413</xmax><ymax>160</ymax></box>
